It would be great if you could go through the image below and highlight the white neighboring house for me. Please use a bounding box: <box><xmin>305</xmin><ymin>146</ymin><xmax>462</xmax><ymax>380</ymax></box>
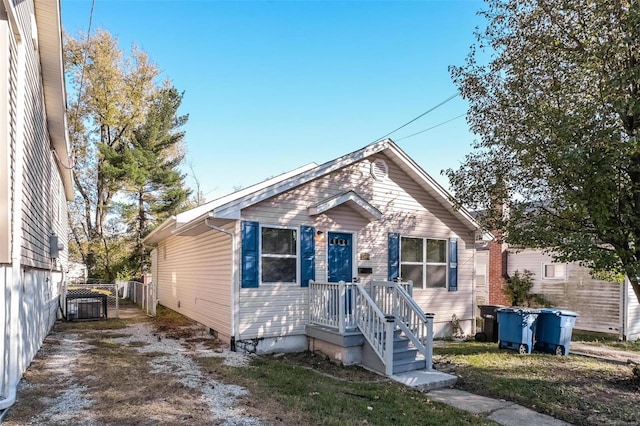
<box><xmin>1</xmin><ymin>0</ymin><xmax>74</xmax><ymax>414</ymax></box>
<box><xmin>145</xmin><ymin>139</ymin><xmax>481</xmax><ymax>375</ymax></box>
<box><xmin>476</xmin><ymin>248</ymin><xmax>640</xmax><ymax>341</ymax></box>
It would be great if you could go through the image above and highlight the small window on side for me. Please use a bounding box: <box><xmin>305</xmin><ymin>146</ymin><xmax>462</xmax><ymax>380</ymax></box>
<box><xmin>542</xmin><ymin>263</ymin><xmax>565</xmax><ymax>280</ymax></box>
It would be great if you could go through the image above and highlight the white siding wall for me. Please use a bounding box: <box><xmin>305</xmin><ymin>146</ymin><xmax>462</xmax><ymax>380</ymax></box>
<box><xmin>156</xmin><ymin>224</ymin><xmax>234</xmax><ymax>340</ymax></box>
<box><xmin>625</xmin><ymin>281</ymin><xmax>640</xmax><ymax>341</ymax></box>
<box><xmin>507</xmin><ymin>249</ymin><xmax>622</xmax><ymax>335</ymax></box>
<box><xmin>1</xmin><ymin>0</ymin><xmax>70</xmax><ymax>404</ymax></box>
<box><xmin>239</xmin><ymin>153</ymin><xmax>476</xmax><ymax>340</ymax></box>
<box><xmin>475</xmin><ymin>250</ymin><xmax>489</xmax><ymax>306</ymax></box>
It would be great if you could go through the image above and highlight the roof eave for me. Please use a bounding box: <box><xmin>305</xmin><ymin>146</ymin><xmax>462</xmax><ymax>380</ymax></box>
<box><xmin>34</xmin><ymin>0</ymin><xmax>74</xmax><ymax>201</ymax></box>
<box><xmin>385</xmin><ymin>142</ymin><xmax>481</xmax><ymax>232</ymax></box>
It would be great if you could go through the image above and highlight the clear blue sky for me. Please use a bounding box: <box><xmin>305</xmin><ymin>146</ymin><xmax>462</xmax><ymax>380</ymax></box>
<box><xmin>61</xmin><ymin>0</ymin><xmax>487</xmax><ymax>201</ymax></box>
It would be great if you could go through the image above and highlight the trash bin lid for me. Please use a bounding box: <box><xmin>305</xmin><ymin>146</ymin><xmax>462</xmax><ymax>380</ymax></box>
<box><xmin>539</xmin><ymin>308</ymin><xmax>579</xmax><ymax>317</ymax></box>
<box><xmin>497</xmin><ymin>307</ymin><xmax>541</xmax><ymax>314</ymax></box>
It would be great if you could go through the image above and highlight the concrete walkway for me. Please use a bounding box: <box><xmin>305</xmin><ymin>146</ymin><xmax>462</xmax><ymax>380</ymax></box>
<box><xmin>390</xmin><ymin>370</ymin><xmax>570</xmax><ymax>426</ymax></box>
<box><xmin>391</xmin><ymin>340</ymin><xmax>640</xmax><ymax>425</ymax></box>
<box><xmin>570</xmin><ymin>342</ymin><xmax>640</xmax><ymax>365</ymax></box>
<box><xmin>426</xmin><ymin>388</ymin><xmax>571</xmax><ymax>426</ymax></box>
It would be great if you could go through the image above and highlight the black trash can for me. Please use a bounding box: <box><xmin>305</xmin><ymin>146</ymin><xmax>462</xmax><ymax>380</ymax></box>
<box><xmin>476</xmin><ymin>305</ymin><xmax>502</xmax><ymax>342</ymax></box>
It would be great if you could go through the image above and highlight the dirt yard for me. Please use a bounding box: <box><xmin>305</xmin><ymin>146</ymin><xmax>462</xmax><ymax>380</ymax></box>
<box><xmin>3</xmin><ymin>306</ymin><xmax>262</xmax><ymax>426</ymax></box>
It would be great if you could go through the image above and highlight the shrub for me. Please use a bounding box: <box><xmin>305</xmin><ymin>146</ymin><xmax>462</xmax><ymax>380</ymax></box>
<box><xmin>504</xmin><ymin>269</ymin><xmax>552</xmax><ymax>307</ymax></box>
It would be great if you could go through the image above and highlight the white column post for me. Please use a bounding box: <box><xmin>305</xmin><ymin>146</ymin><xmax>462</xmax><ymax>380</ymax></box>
<box><xmin>338</xmin><ymin>281</ymin><xmax>345</xmax><ymax>334</ymax></box>
<box><xmin>425</xmin><ymin>313</ymin><xmax>435</xmax><ymax>371</ymax></box>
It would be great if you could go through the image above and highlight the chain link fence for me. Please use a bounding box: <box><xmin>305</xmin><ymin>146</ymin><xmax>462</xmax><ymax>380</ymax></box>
<box><xmin>62</xmin><ymin>279</ymin><xmax>157</xmax><ymax>320</ymax></box>
<box><xmin>63</xmin><ymin>282</ymin><xmax>119</xmax><ymax>319</ymax></box>
<box><xmin>117</xmin><ymin>281</ymin><xmax>157</xmax><ymax>317</ymax></box>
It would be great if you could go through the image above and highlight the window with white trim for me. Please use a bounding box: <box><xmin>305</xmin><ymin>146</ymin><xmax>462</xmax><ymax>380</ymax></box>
<box><xmin>542</xmin><ymin>263</ymin><xmax>565</xmax><ymax>280</ymax></box>
<box><xmin>261</xmin><ymin>226</ymin><xmax>298</xmax><ymax>283</ymax></box>
<box><xmin>401</xmin><ymin>237</ymin><xmax>447</xmax><ymax>289</ymax></box>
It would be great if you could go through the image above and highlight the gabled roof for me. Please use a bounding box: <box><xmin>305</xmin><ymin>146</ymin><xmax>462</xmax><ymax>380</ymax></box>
<box><xmin>144</xmin><ymin>139</ymin><xmax>480</xmax><ymax>245</ymax></box>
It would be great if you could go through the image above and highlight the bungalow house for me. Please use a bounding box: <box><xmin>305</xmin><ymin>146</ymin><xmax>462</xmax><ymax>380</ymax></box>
<box><xmin>144</xmin><ymin>139</ymin><xmax>480</xmax><ymax>375</ymax></box>
<box><xmin>1</xmin><ymin>0</ymin><xmax>74</xmax><ymax>416</ymax></box>
<box><xmin>476</xmin><ymin>243</ymin><xmax>640</xmax><ymax>341</ymax></box>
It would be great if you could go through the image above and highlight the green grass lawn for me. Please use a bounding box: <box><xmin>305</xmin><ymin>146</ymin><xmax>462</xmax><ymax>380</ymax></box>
<box><xmin>196</xmin><ymin>353</ymin><xmax>497</xmax><ymax>426</ymax></box>
<box><xmin>572</xmin><ymin>330</ymin><xmax>640</xmax><ymax>352</ymax></box>
<box><xmin>434</xmin><ymin>341</ymin><xmax>640</xmax><ymax>425</ymax></box>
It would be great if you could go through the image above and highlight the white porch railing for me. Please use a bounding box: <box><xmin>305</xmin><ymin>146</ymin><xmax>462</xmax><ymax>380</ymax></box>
<box><xmin>309</xmin><ymin>280</ymin><xmax>357</xmax><ymax>333</ymax></box>
<box><xmin>369</xmin><ymin>281</ymin><xmax>434</xmax><ymax>372</ymax></box>
<box><xmin>309</xmin><ymin>280</ymin><xmax>435</xmax><ymax>374</ymax></box>
<box><xmin>353</xmin><ymin>284</ymin><xmax>396</xmax><ymax>376</ymax></box>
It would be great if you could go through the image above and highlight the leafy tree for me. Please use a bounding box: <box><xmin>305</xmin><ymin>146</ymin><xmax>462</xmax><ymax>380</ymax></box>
<box><xmin>446</xmin><ymin>1</ymin><xmax>640</xmax><ymax>301</ymax></box>
<box><xmin>65</xmin><ymin>30</ymin><xmax>190</xmax><ymax>280</ymax></box>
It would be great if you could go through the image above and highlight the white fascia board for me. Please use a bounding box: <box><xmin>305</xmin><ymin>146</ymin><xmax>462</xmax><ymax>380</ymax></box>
<box><xmin>308</xmin><ymin>190</ymin><xmax>382</xmax><ymax>221</ymax></box>
<box><xmin>142</xmin><ymin>216</ymin><xmax>176</xmax><ymax>245</ymax></box>
<box><xmin>34</xmin><ymin>0</ymin><xmax>73</xmax><ymax>201</ymax></box>
<box><xmin>176</xmin><ymin>162</ymin><xmax>319</xmax><ymax>224</ymax></box>
<box><xmin>211</xmin><ymin>140</ymin><xmax>392</xmax><ymax>219</ymax></box>
<box><xmin>385</xmin><ymin>141</ymin><xmax>480</xmax><ymax>232</ymax></box>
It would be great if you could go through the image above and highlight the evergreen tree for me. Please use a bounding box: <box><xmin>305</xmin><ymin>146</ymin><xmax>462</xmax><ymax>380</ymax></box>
<box><xmin>117</xmin><ymin>86</ymin><xmax>191</xmax><ymax>275</ymax></box>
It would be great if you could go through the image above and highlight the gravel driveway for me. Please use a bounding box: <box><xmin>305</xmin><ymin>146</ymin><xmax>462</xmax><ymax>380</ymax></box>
<box><xmin>3</xmin><ymin>307</ymin><xmax>263</xmax><ymax>425</ymax></box>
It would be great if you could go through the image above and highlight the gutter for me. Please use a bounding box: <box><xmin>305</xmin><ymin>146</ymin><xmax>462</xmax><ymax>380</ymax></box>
<box><xmin>204</xmin><ymin>216</ymin><xmax>238</xmax><ymax>351</ymax></box>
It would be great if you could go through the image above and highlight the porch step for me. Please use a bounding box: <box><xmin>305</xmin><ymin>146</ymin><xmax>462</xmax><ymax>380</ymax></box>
<box><xmin>394</xmin><ymin>345</ymin><xmax>419</xmax><ymax>361</ymax></box>
<box><xmin>391</xmin><ymin>332</ymin><xmax>426</xmax><ymax>374</ymax></box>
<box><xmin>393</xmin><ymin>355</ymin><xmax>427</xmax><ymax>374</ymax></box>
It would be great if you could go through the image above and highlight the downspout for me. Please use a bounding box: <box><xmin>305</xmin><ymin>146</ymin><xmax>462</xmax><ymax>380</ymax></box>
<box><xmin>471</xmin><ymin>231</ymin><xmax>477</xmax><ymax>336</ymax></box>
<box><xmin>621</xmin><ymin>277</ymin><xmax>628</xmax><ymax>341</ymax></box>
<box><xmin>0</xmin><ymin>8</ymin><xmax>24</xmax><ymax>411</ymax></box>
<box><xmin>204</xmin><ymin>216</ymin><xmax>238</xmax><ymax>351</ymax></box>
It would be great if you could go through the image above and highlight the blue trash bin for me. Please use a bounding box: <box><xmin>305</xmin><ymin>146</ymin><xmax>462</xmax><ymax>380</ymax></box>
<box><xmin>534</xmin><ymin>308</ymin><xmax>579</xmax><ymax>356</ymax></box>
<box><xmin>497</xmin><ymin>308</ymin><xmax>540</xmax><ymax>354</ymax></box>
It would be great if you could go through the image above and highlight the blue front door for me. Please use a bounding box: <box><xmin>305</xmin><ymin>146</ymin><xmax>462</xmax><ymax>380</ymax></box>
<box><xmin>328</xmin><ymin>232</ymin><xmax>353</xmax><ymax>283</ymax></box>
<box><xmin>328</xmin><ymin>232</ymin><xmax>354</xmax><ymax>318</ymax></box>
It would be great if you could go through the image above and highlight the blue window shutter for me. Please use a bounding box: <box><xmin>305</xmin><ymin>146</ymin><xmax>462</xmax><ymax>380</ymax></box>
<box><xmin>449</xmin><ymin>238</ymin><xmax>458</xmax><ymax>291</ymax></box>
<box><xmin>388</xmin><ymin>233</ymin><xmax>400</xmax><ymax>281</ymax></box>
<box><xmin>300</xmin><ymin>225</ymin><xmax>315</xmax><ymax>287</ymax></box>
<box><xmin>241</xmin><ymin>221</ymin><xmax>259</xmax><ymax>288</ymax></box>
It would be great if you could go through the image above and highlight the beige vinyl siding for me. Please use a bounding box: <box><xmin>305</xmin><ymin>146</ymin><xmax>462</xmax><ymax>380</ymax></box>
<box><xmin>626</xmin><ymin>283</ymin><xmax>640</xmax><ymax>340</ymax></box>
<box><xmin>12</xmin><ymin>0</ymin><xmax>61</xmax><ymax>270</ymax></box>
<box><xmin>157</xmin><ymin>226</ymin><xmax>233</xmax><ymax>340</ymax></box>
<box><xmin>2</xmin><ymin>0</ymin><xmax>71</xmax><ymax>401</ymax></box>
<box><xmin>0</xmin><ymin>13</ymin><xmax>15</xmax><ymax>263</ymax></box>
<box><xmin>475</xmin><ymin>250</ymin><xmax>489</xmax><ymax>306</ymax></box>
<box><xmin>239</xmin><ymin>153</ymin><xmax>476</xmax><ymax>339</ymax></box>
<box><xmin>508</xmin><ymin>249</ymin><xmax>622</xmax><ymax>335</ymax></box>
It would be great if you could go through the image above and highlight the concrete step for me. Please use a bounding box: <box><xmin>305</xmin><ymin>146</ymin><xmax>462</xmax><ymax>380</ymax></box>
<box><xmin>393</xmin><ymin>346</ymin><xmax>419</xmax><ymax>361</ymax></box>
<box><xmin>393</xmin><ymin>356</ymin><xmax>427</xmax><ymax>374</ymax></box>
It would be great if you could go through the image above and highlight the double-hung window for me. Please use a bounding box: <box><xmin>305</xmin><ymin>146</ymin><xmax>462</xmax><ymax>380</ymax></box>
<box><xmin>542</xmin><ymin>263</ymin><xmax>565</xmax><ymax>280</ymax></box>
<box><xmin>261</xmin><ymin>227</ymin><xmax>298</xmax><ymax>283</ymax></box>
<box><xmin>401</xmin><ymin>237</ymin><xmax>447</xmax><ymax>289</ymax></box>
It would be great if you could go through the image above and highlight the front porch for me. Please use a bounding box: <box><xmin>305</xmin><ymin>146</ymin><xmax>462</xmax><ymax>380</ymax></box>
<box><xmin>306</xmin><ymin>280</ymin><xmax>439</xmax><ymax>377</ymax></box>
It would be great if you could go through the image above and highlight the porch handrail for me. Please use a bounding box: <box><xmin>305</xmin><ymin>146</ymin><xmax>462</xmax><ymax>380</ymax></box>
<box><xmin>394</xmin><ymin>284</ymin><xmax>434</xmax><ymax>370</ymax></box>
<box><xmin>353</xmin><ymin>284</ymin><xmax>395</xmax><ymax>375</ymax></box>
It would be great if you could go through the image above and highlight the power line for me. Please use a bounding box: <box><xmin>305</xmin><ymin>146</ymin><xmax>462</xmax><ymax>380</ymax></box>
<box><xmin>396</xmin><ymin>113</ymin><xmax>466</xmax><ymax>141</ymax></box>
<box><xmin>60</xmin><ymin>0</ymin><xmax>96</xmax><ymax>171</ymax></box>
<box><xmin>373</xmin><ymin>93</ymin><xmax>460</xmax><ymax>142</ymax></box>
<box><xmin>76</xmin><ymin>0</ymin><xmax>96</xmax><ymax>117</ymax></box>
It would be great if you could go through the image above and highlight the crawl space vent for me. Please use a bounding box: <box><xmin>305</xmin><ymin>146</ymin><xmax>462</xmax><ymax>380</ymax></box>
<box><xmin>371</xmin><ymin>159</ymin><xmax>389</xmax><ymax>181</ymax></box>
